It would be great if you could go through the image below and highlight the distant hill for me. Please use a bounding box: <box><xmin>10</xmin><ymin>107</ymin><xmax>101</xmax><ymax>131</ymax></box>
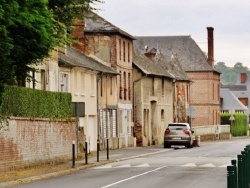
<box><xmin>215</xmin><ymin>62</ymin><xmax>250</xmax><ymax>85</ymax></box>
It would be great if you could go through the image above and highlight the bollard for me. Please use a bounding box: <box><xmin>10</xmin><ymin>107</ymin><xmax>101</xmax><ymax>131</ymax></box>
<box><xmin>246</xmin><ymin>144</ymin><xmax>250</xmax><ymax>187</ymax></box>
<box><xmin>231</xmin><ymin>159</ymin><xmax>237</xmax><ymax>188</ymax></box>
<box><xmin>107</xmin><ymin>138</ymin><xmax>109</xmax><ymax>160</ymax></box>
<box><xmin>72</xmin><ymin>141</ymin><xmax>75</xmax><ymax>168</ymax></box>
<box><xmin>198</xmin><ymin>135</ymin><xmax>200</xmax><ymax>146</ymax></box>
<box><xmin>97</xmin><ymin>139</ymin><xmax>100</xmax><ymax>162</ymax></box>
<box><xmin>85</xmin><ymin>141</ymin><xmax>88</xmax><ymax>164</ymax></box>
<box><xmin>227</xmin><ymin>165</ymin><xmax>235</xmax><ymax>188</ymax></box>
<box><xmin>241</xmin><ymin>151</ymin><xmax>247</xmax><ymax>188</ymax></box>
<box><xmin>244</xmin><ymin>147</ymin><xmax>249</xmax><ymax>186</ymax></box>
<box><xmin>238</xmin><ymin>154</ymin><xmax>243</xmax><ymax>188</ymax></box>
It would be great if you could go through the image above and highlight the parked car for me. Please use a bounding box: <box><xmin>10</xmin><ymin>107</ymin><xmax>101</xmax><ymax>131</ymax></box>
<box><xmin>164</xmin><ymin>123</ymin><xmax>194</xmax><ymax>148</ymax></box>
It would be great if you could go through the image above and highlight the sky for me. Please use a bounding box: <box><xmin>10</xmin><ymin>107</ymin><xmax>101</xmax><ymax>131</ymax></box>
<box><xmin>93</xmin><ymin>0</ymin><xmax>250</xmax><ymax>67</ymax></box>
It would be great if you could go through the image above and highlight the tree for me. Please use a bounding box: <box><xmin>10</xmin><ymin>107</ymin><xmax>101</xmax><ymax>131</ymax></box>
<box><xmin>0</xmin><ymin>0</ymin><xmax>102</xmax><ymax>87</ymax></box>
<box><xmin>215</xmin><ymin>62</ymin><xmax>250</xmax><ymax>84</ymax></box>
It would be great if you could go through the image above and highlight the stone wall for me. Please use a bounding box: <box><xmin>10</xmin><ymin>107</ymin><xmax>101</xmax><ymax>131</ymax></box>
<box><xmin>0</xmin><ymin>117</ymin><xmax>77</xmax><ymax>173</ymax></box>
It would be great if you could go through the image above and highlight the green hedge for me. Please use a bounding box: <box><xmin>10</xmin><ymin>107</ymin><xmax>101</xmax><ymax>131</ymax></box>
<box><xmin>0</xmin><ymin>85</ymin><xmax>72</xmax><ymax>118</ymax></box>
<box><xmin>221</xmin><ymin>113</ymin><xmax>247</xmax><ymax>136</ymax></box>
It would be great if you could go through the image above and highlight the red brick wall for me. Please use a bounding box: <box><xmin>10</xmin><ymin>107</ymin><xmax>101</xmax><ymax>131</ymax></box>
<box><xmin>188</xmin><ymin>71</ymin><xmax>220</xmax><ymax>126</ymax></box>
<box><xmin>0</xmin><ymin>117</ymin><xmax>77</xmax><ymax>173</ymax></box>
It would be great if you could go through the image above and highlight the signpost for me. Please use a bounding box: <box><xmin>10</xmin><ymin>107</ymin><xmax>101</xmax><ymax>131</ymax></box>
<box><xmin>187</xmin><ymin>106</ymin><xmax>196</xmax><ymax>127</ymax></box>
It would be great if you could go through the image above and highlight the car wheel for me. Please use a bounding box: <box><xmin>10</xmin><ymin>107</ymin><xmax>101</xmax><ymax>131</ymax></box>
<box><xmin>164</xmin><ymin>143</ymin><xmax>171</xmax><ymax>148</ymax></box>
<box><xmin>186</xmin><ymin>142</ymin><xmax>192</xmax><ymax>148</ymax></box>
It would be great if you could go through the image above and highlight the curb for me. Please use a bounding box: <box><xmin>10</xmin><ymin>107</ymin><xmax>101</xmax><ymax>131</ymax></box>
<box><xmin>0</xmin><ymin>148</ymin><xmax>172</xmax><ymax>188</ymax></box>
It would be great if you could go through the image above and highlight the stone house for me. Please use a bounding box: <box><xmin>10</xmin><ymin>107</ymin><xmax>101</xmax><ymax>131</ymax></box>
<box><xmin>133</xmin><ymin>49</ymin><xmax>190</xmax><ymax>146</ymax></box>
<box><xmin>79</xmin><ymin>11</ymin><xmax>136</xmax><ymax>147</ymax></box>
<box><xmin>133</xmin><ymin>27</ymin><xmax>221</xmax><ymax>127</ymax></box>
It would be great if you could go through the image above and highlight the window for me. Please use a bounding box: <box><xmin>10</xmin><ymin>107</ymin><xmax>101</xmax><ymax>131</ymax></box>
<box><xmin>128</xmin><ymin>73</ymin><xmax>131</xmax><ymax>100</ymax></box>
<box><xmin>124</xmin><ymin>72</ymin><xmax>126</xmax><ymax>100</ymax></box>
<box><xmin>110</xmin><ymin>76</ymin><xmax>113</xmax><ymax>95</ymax></box>
<box><xmin>100</xmin><ymin>76</ymin><xmax>103</xmax><ymax>97</ymax></box>
<box><xmin>123</xmin><ymin>41</ymin><xmax>126</xmax><ymax>62</ymax></box>
<box><xmin>128</xmin><ymin>43</ymin><xmax>130</xmax><ymax>62</ymax></box>
<box><xmin>119</xmin><ymin>39</ymin><xmax>121</xmax><ymax>61</ymax></box>
<box><xmin>91</xmin><ymin>74</ymin><xmax>95</xmax><ymax>96</ymax></box>
<box><xmin>59</xmin><ymin>72</ymin><xmax>69</xmax><ymax>92</ymax></box>
<box><xmin>41</xmin><ymin>69</ymin><xmax>46</xmax><ymax>90</ymax></box>
<box><xmin>81</xmin><ymin>72</ymin><xmax>85</xmax><ymax>95</ymax></box>
<box><xmin>162</xmin><ymin>78</ymin><xmax>164</xmax><ymax>96</ymax></box>
<box><xmin>161</xmin><ymin>109</ymin><xmax>165</xmax><ymax>120</ymax></box>
<box><xmin>119</xmin><ymin>71</ymin><xmax>122</xmax><ymax>99</ymax></box>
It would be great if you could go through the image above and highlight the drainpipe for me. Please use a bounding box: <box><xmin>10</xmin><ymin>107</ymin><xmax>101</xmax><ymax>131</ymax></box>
<box><xmin>97</xmin><ymin>72</ymin><xmax>102</xmax><ymax>155</ymax></box>
<box><xmin>132</xmin><ymin>74</ymin><xmax>148</xmax><ymax>137</ymax></box>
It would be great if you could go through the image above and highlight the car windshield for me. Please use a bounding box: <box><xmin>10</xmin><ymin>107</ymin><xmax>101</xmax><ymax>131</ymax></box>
<box><xmin>168</xmin><ymin>124</ymin><xmax>188</xmax><ymax>130</ymax></box>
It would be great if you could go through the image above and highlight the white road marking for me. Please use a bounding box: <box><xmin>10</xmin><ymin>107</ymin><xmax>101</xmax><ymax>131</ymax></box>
<box><xmin>181</xmin><ymin>163</ymin><xmax>197</xmax><ymax>167</ymax></box>
<box><xmin>199</xmin><ymin>163</ymin><xmax>216</xmax><ymax>167</ymax></box>
<box><xmin>93</xmin><ymin>165</ymin><xmax>112</xmax><ymax>169</ymax></box>
<box><xmin>114</xmin><ymin>164</ymin><xmax>131</xmax><ymax>168</ymax></box>
<box><xmin>101</xmin><ymin>166</ymin><xmax>167</xmax><ymax>188</ymax></box>
<box><xmin>134</xmin><ymin>163</ymin><xmax>150</xmax><ymax>167</ymax></box>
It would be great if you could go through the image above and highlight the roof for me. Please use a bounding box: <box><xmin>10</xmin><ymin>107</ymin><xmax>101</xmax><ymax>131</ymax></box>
<box><xmin>133</xmin><ymin>50</ymin><xmax>190</xmax><ymax>81</ymax></box>
<box><xmin>133</xmin><ymin>50</ymin><xmax>174</xmax><ymax>79</ymax></box>
<box><xmin>133</xmin><ymin>36</ymin><xmax>218</xmax><ymax>72</ymax></box>
<box><xmin>221</xmin><ymin>85</ymin><xmax>247</xmax><ymax>91</ymax></box>
<box><xmin>84</xmin><ymin>11</ymin><xmax>135</xmax><ymax>40</ymax></box>
<box><xmin>58</xmin><ymin>46</ymin><xmax>119</xmax><ymax>75</ymax></box>
<box><xmin>220</xmin><ymin>88</ymin><xmax>248</xmax><ymax>111</ymax></box>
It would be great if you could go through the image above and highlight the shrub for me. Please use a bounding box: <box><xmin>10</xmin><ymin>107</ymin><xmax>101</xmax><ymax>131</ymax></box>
<box><xmin>0</xmin><ymin>85</ymin><xmax>72</xmax><ymax>118</ymax></box>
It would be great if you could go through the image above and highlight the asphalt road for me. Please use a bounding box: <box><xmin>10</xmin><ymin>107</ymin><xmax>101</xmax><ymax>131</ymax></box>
<box><xmin>14</xmin><ymin>138</ymin><xmax>250</xmax><ymax>188</ymax></box>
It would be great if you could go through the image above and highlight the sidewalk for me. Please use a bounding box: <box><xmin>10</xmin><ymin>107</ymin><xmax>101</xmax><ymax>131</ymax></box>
<box><xmin>0</xmin><ymin>145</ymin><xmax>171</xmax><ymax>188</ymax></box>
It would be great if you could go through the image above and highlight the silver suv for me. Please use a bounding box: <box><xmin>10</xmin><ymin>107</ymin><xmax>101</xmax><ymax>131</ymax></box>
<box><xmin>164</xmin><ymin>123</ymin><xmax>194</xmax><ymax>148</ymax></box>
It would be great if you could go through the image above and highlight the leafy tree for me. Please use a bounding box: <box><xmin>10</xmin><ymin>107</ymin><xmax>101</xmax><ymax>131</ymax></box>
<box><xmin>0</xmin><ymin>0</ymin><xmax>102</xmax><ymax>87</ymax></box>
<box><xmin>215</xmin><ymin>62</ymin><xmax>250</xmax><ymax>84</ymax></box>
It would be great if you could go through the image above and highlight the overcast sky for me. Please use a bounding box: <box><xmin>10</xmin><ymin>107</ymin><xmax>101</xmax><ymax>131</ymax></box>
<box><xmin>93</xmin><ymin>0</ymin><xmax>250</xmax><ymax>67</ymax></box>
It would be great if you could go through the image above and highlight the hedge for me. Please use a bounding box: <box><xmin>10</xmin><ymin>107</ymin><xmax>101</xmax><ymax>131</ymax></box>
<box><xmin>0</xmin><ymin>85</ymin><xmax>72</xmax><ymax>118</ymax></box>
<box><xmin>221</xmin><ymin>113</ymin><xmax>247</xmax><ymax>136</ymax></box>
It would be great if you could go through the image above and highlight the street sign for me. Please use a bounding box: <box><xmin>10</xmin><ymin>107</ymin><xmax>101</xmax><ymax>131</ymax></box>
<box><xmin>229</xmin><ymin>115</ymin><xmax>235</xmax><ymax>121</ymax></box>
<box><xmin>187</xmin><ymin>106</ymin><xmax>196</xmax><ymax>117</ymax></box>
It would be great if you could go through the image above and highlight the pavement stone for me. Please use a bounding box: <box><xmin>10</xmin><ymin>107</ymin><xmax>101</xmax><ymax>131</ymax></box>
<box><xmin>0</xmin><ymin>145</ymin><xmax>171</xmax><ymax>188</ymax></box>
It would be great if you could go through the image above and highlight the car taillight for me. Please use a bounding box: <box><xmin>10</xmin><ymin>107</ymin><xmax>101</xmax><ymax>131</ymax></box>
<box><xmin>183</xmin><ymin>130</ymin><xmax>190</xmax><ymax>135</ymax></box>
<box><xmin>165</xmin><ymin>129</ymin><xmax>170</xmax><ymax>134</ymax></box>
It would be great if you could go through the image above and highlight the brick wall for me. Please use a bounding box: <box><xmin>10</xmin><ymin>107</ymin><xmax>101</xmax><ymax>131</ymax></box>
<box><xmin>188</xmin><ymin>71</ymin><xmax>220</xmax><ymax>126</ymax></box>
<box><xmin>0</xmin><ymin>117</ymin><xmax>77</xmax><ymax>173</ymax></box>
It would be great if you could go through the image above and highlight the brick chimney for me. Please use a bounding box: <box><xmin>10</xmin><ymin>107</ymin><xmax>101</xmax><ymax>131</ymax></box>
<box><xmin>71</xmin><ymin>20</ymin><xmax>85</xmax><ymax>53</ymax></box>
<box><xmin>207</xmin><ymin>27</ymin><xmax>214</xmax><ymax>67</ymax></box>
<box><xmin>241</xmin><ymin>73</ymin><xmax>247</xmax><ymax>83</ymax></box>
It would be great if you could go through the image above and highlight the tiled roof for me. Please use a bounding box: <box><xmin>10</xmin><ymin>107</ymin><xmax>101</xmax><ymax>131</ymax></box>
<box><xmin>133</xmin><ymin>50</ymin><xmax>174</xmax><ymax>79</ymax></box>
<box><xmin>134</xmin><ymin>36</ymin><xmax>218</xmax><ymax>72</ymax></box>
<box><xmin>58</xmin><ymin>46</ymin><xmax>119</xmax><ymax>75</ymax></box>
<box><xmin>84</xmin><ymin>11</ymin><xmax>135</xmax><ymax>40</ymax></box>
<box><xmin>220</xmin><ymin>88</ymin><xmax>247</xmax><ymax>111</ymax></box>
<box><xmin>133</xmin><ymin>50</ymin><xmax>190</xmax><ymax>81</ymax></box>
<box><xmin>221</xmin><ymin>85</ymin><xmax>247</xmax><ymax>91</ymax></box>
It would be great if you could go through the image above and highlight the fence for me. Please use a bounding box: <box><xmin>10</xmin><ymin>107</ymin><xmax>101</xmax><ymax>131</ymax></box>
<box><xmin>227</xmin><ymin>145</ymin><xmax>250</xmax><ymax>188</ymax></box>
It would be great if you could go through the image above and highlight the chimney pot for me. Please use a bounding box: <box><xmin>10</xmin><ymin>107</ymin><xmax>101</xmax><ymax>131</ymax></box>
<box><xmin>207</xmin><ymin>27</ymin><xmax>214</xmax><ymax>67</ymax></box>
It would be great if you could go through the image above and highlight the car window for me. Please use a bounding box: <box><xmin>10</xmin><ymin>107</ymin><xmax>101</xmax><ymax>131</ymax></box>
<box><xmin>168</xmin><ymin>124</ymin><xmax>188</xmax><ymax>130</ymax></box>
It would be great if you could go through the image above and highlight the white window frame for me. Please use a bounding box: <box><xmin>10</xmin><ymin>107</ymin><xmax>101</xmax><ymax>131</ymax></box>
<box><xmin>59</xmin><ymin>72</ymin><xmax>70</xmax><ymax>92</ymax></box>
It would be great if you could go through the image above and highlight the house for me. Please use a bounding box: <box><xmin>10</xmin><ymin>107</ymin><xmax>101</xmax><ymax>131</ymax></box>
<box><xmin>221</xmin><ymin>72</ymin><xmax>250</xmax><ymax>122</ymax></box>
<box><xmin>133</xmin><ymin>27</ymin><xmax>221</xmax><ymax>127</ymax></box>
<box><xmin>81</xmin><ymin>11</ymin><xmax>136</xmax><ymax>147</ymax></box>
<box><xmin>220</xmin><ymin>87</ymin><xmax>248</xmax><ymax>114</ymax></box>
<box><xmin>58</xmin><ymin>46</ymin><xmax>119</xmax><ymax>151</ymax></box>
<box><xmin>26</xmin><ymin>50</ymin><xmax>59</xmax><ymax>91</ymax></box>
<box><xmin>133</xmin><ymin>49</ymin><xmax>190</xmax><ymax>146</ymax></box>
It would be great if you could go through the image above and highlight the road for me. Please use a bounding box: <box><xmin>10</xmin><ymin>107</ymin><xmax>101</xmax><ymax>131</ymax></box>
<box><xmin>14</xmin><ymin>138</ymin><xmax>250</xmax><ymax>188</ymax></box>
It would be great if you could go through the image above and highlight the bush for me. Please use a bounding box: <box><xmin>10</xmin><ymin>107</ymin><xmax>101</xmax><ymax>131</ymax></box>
<box><xmin>221</xmin><ymin>113</ymin><xmax>247</xmax><ymax>136</ymax></box>
<box><xmin>0</xmin><ymin>85</ymin><xmax>72</xmax><ymax>118</ymax></box>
